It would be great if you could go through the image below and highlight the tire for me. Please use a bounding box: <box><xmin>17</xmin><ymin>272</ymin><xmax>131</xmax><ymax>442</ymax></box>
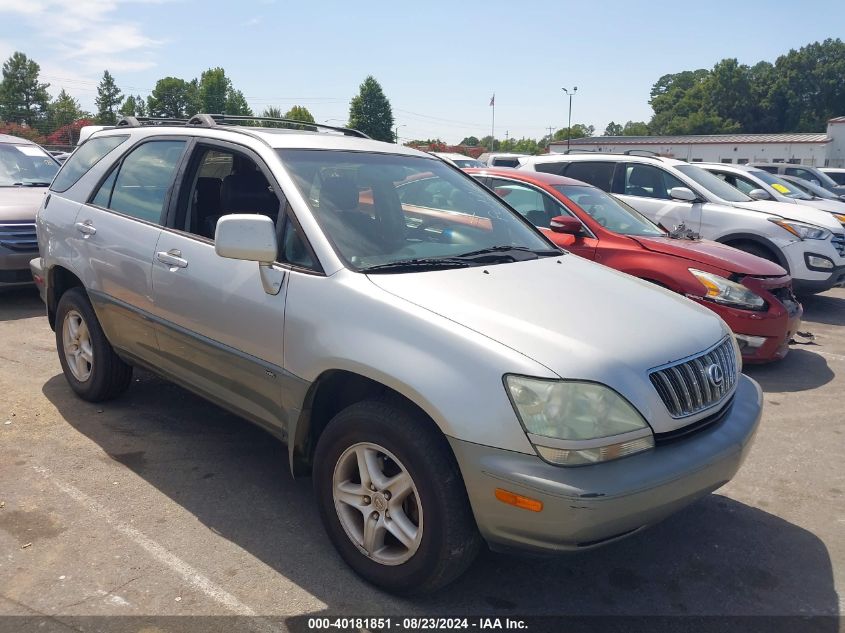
<box><xmin>55</xmin><ymin>287</ymin><xmax>133</xmax><ymax>402</ymax></box>
<box><xmin>313</xmin><ymin>399</ymin><xmax>482</xmax><ymax>595</ymax></box>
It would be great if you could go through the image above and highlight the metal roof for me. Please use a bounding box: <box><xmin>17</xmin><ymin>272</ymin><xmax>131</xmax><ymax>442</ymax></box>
<box><xmin>553</xmin><ymin>132</ymin><xmax>831</xmax><ymax>146</ymax></box>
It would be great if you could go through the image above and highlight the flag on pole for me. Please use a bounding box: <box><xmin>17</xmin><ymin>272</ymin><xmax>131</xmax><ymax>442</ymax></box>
<box><xmin>490</xmin><ymin>94</ymin><xmax>495</xmax><ymax>106</ymax></box>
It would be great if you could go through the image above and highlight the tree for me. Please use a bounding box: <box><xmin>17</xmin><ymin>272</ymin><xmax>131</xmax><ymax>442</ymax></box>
<box><xmin>348</xmin><ymin>75</ymin><xmax>394</xmax><ymax>142</ymax></box>
<box><xmin>48</xmin><ymin>89</ymin><xmax>82</xmax><ymax>129</ymax></box>
<box><xmin>460</xmin><ymin>136</ymin><xmax>480</xmax><ymax>146</ymax></box>
<box><xmin>119</xmin><ymin>94</ymin><xmax>147</xmax><ymax>118</ymax></box>
<box><xmin>553</xmin><ymin>124</ymin><xmax>594</xmax><ymax>141</ymax></box>
<box><xmin>95</xmin><ymin>70</ymin><xmax>123</xmax><ymax>124</ymax></box>
<box><xmin>284</xmin><ymin>105</ymin><xmax>315</xmax><ymax>124</ymax></box>
<box><xmin>604</xmin><ymin>121</ymin><xmax>624</xmax><ymax>136</ymax></box>
<box><xmin>622</xmin><ymin>121</ymin><xmax>650</xmax><ymax>135</ymax></box>
<box><xmin>147</xmin><ymin>77</ymin><xmax>193</xmax><ymax>118</ymax></box>
<box><xmin>480</xmin><ymin>135</ymin><xmax>500</xmax><ymax>151</ymax></box>
<box><xmin>197</xmin><ymin>67</ymin><xmax>230</xmax><ymax>114</ymax></box>
<box><xmin>225</xmin><ymin>88</ymin><xmax>252</xmax><ymax>116</ymax></box>
<box><xmin>0</xmin><ymin>52</ymin><xmax>50</xmax><ymax>125</ymax></box>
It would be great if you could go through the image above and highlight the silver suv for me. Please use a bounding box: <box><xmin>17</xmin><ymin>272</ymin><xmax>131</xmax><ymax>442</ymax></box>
<box><xmin>32</xmin><ymin>115</ymin><xmax>762</xmax><ymax>594</ymax></box>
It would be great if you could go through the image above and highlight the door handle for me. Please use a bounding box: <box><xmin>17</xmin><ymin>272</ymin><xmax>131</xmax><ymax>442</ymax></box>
<box><xmin>75</xmin><ymin>221</ymin><xmax>96</xmax><ymax>236</ymax></box>
<box><xmin>156</xmin><ymin>249</ymin><xmax>189</xmax><ymax>269</ymax></box>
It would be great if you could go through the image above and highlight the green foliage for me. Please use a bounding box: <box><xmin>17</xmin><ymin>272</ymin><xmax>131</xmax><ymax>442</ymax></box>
<box><xmin>553</xmin><ymin>124</ymin><xmax>594</xmax><ymax>141</ymax></box>
<box><xmin>0</xmin><ymin>52</ymin><xmax>50</xmax><ymax>125</ymax></box>
<box><xmin>197</xmin><ymin>67</ymin><xmax>230</xmax><ymax>114</ymax></box>
<box><xmin>225</xmin><ymin>89</ymin><xmax>252</xmax><ymax>116</ymax></box>
<box><xmin>622</xmin><ymin>121</ymin><xmax>650</xmax><ymax>136</ymax></box>
<box><xmin>284</xmin><ymin>105</ymin><xmax>315</xmax><ymax>128</ymax></box>
<box><xmin>48</xmin><ymin>89</ymin><xmax>82</xmax><ymax>129</ymax></box>
<box><xmin>348</xmin><ymin>76</ymin><xmax>395</xmax><ymax>142</ymax></box>
<box><xmin>480</xmin><ymin>135</ymin><xmax>499</xmax><ymax>151</ymax></box>
<box><xmin>119</xmin><ymin>94</ymin><xmax>147</xmax><ymax>118</ymax></box>
<box><xmin>95</xmin><ymin>70</ymin><xmax>123</xmax><ymax>124</ymax></box>
<box><xmin>147</xmin><ymin>77</ymin><xmax>193</xmax><ymax>118</ymax></box>
<box><xmin>460</xmin><ymin>136</ymin><xmax>480</xmax><ymax>146</ymax></box>
<box><xmin>604</xmin><ymin>121</ymin><xmax>624</xmax><ymax>136</ymax></box>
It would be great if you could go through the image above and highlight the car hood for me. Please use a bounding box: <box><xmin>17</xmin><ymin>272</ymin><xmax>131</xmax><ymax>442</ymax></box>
<box><xmin>367</xmin><ymin>255</ymin><xmax>727</xmax><ymax>384</ymax></box>
<box><xmin>0</xmin><ymin>187</ymin><xmax>49</xmax><ymax>222</ymax></box>
<box><xmin>727</xmin><ymin>199</ymin><xmax>843</xmax><ymax>230</ymax></box>
<box><xmin>631</xmin><ymin>236</ymin><xmax>786</xmax><ymax>276</ymax></box>
<box><xmin>797</xmin><ymin>198</ymin><xmax>845</xmax><ymax>214</ymax></box>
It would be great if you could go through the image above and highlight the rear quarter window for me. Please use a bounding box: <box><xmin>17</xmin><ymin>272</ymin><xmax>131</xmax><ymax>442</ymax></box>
<box><xmin>50</xmin><ymin>135</ymin><xmax>129</xmax><ymax>193</ymax></box>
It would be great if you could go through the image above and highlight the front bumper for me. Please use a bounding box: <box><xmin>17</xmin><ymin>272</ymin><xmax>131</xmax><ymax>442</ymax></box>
<box><xmin>0</xmin><ymin>246</ymin><xmax>37</xmax><ymax>288</ymax></box>
<box><xmin>791</xmin><ymin>264</ymin><xmax>845</xmax><ymax>295</ymax></box>
<box><xmin>450</xmin><ymin>374</ymin><xmax>762</xmax><ymax>553</ymax></box>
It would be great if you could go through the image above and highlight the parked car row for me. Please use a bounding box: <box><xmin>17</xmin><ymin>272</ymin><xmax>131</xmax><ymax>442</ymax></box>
<box><xmin>19</xmin><ymin>115</ymin><xmax>765</xmax><ymax>595</ymax></box>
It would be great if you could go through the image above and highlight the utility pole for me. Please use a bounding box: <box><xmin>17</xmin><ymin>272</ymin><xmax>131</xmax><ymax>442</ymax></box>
<box><xmin>561</xmin><ymin>86</ymin><xmax>578</xmax><ymax>153</ymax></box>
<box><xmin>394</xmin><ymin>124</ymin><xmax>406</xmax><ymax>144</ymax></box>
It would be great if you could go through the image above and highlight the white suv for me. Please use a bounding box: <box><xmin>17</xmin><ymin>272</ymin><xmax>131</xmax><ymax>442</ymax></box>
<box><xmin>519</xmin><ymin>153</ymin><xmax>845</xmax><ymax>294</ymax></box>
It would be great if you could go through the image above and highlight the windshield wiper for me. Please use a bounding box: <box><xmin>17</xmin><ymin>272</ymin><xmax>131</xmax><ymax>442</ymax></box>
<box><xmin>364</xmin><ymin>257</ymin><xmax>475</xmax><ymax>274</ymax></box>
<box><xmin>454</xmin><ymin>245</ymin><xmax>562</xmax><ymax>262</ymax></box>
<box><xmin>13</xmin><ymin>181</ymin><xmax>51</xmax><ymax>187</ymax></box>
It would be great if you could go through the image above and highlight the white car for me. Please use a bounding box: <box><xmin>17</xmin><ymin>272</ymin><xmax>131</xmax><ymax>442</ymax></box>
<box><xmin>477</xmin><ymin>152</ymin><xmax>529</xmax><ymax>168</ymax></box>
<box><xmin>697</xmin><ymin>162</ymin><xmax>845</xmax><ymax>221</ymax></box>
<box><xmin>430</xmin><ymin>152</ymin><xmax>485</xmax><ymax>168</ymax></box>
<box><xmin>518</xmin><ymin>153</ymin><xmax>845</xmax><ymax>294</ymax></box>
<box><xmin>820</xmin><ymin>167</ymin><xmax>845</xmax><ymax>187</ymax></box>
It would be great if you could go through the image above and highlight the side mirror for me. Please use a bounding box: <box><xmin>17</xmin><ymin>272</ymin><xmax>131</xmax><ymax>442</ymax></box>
<box><xmin>550</xmin><ymin>215</ymin><xmax>584</xmax><ymax>235</ymax></box>
<box><xmin>668</xmin><ymin>187</ymin><xmax>697</xmax><ymax>202</ymax></box>
<box><xmin>748</xmin><ymin>188</ymin><xmax>771</xmax><ymax>201</ymax></box>
<box><xmin>214</xmin><ymin>214</ymin><xmax>284</xmax><ymax>295</ymax></box>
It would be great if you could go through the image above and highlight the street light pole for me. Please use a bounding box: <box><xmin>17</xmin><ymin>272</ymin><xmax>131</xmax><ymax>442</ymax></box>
<box><xmin>561</xmin><ymin>86</ymin><xmax>578</xmax><ymax>153</ymax></box>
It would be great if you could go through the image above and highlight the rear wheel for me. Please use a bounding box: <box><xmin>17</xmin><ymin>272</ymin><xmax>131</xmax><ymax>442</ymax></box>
<box><xmin>55</xmin><ymin>288</ymin><xmax>133</xmax><ymax>401</ymax></box>
<box><xmin>313</xmin><ymin>399</ymin><xmax>481</xmax><ymax>594</ymax></box>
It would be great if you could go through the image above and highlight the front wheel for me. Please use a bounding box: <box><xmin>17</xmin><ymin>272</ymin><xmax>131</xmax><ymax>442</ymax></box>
<box><xmin>313</xmin><ymin>399</ymin><xmax>481</xmax><ymax>594</ymax></box>
<box><xmin>55</xmin><ymin>287</ymin><xmax>133</xmax><ymax>401</ymax></box>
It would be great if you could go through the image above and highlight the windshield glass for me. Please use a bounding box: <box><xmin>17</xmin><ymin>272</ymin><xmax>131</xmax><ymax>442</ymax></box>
<box><xmin>0</xmin><ymin>143</ymin><xmax>59</xmax><ymax>186</ymax></box>
<box><xmin>452</xmin><ymin>158</ymin><xmax>485</xmax><ymax>168</ymax></box>
<box><xmin>749</xmin><ymin>170</ymin><xmax>811</xmax><ymax>200</ymax></box>
<box><xmin>785</xmin><ymin>176</ymin><xmax>839</xmax><ymax>200</ymax></box>
<box><xmin>555</xmin><ymin>185</ymin><xmax>664</xmax><ymax>236</ymax></box>
<box><xmin>675</xmin><ymin>164</ymin><xmax>751</xmax><ymax>202</ymax></box>
<box><xmin>278</xmin><ymin>149</ymin><xmax>556</xmax><ymax>272</ymax></box>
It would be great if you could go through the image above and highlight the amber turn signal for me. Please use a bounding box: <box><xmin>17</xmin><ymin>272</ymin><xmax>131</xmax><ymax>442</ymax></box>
<box><xmin>494</xmin><ymin>488</ymin><xmax>543</xmax><ymax>512</ymax></box>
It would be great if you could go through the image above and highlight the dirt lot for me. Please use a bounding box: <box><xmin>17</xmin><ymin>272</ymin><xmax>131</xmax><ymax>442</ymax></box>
<box><xmin>0</xmin><ymin>287</ymin><xmax>843</xmax><ymax>628</ymax></box>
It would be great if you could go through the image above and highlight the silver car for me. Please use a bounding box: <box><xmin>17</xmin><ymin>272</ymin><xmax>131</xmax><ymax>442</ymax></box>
<box><xmin>0</xmin><ymin>134</ymin><xmax>59</xmax><ymax>289</ymax></box>
<box><xmin>32</xmin><ymin>115</ymin><xmax>762</xmax><ymax>594</ymax></box>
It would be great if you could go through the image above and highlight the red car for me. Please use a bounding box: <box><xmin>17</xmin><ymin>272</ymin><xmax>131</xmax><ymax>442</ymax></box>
<box><xmin>465</xmin><ymin>168</ymin><xmax>803</xmax><ymax>363</ymax></box>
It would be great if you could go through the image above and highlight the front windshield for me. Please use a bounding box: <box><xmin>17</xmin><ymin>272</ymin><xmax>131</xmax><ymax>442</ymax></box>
<box><xmin>786</xmin><ymin>177</ymin><xmax>838</xmax><ymax>200</ymax></box>
<box><xmin>278</xmin><ymin>149</ymin><xmax>556</xmax><ymax>272</ymax></box>
<box><xmin>675</xmin><ymin>164</ymin><xmax>751</xmax><ymax>203</ymax></box>
<box><xmin>0</xmin><ymin>143</ymin><xmax>59</xmax><ymax>186</ymax></box>
<box><xmin>555</xmin><ymin>185</ymin><xmax>664</xmax><ymax>237</ymax></box>
<box><xmin>749</xmin><ymin>170</ymin><xmax>811</xmax><ymax>200</ymax></box>
<box><xmin>452</xmin><ymin>159</ymin><xmax>485</xmax><ymax>168</ymax></box>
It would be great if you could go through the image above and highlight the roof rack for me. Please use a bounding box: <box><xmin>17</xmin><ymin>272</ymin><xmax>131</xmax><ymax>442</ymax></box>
<box><xmin>114</xmin><ymin>114</ymin><xmax>370</xmax><ymax>139</ymax></box>
<box><xmin>186</xmin><ymin>113</ymin><xmax>370</xmax><ymax>139</ymax></box>
<box><xmin>623</xmin><ymin>149</ymin><xmax>660</xmax><ymax>157</ymax></box>
<box><xmin>560</xmin><ymin>149</ymin><xmax>599</xmax><ymax>154</ymax></box>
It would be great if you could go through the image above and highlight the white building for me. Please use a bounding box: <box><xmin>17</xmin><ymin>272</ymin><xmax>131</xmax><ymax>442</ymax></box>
<box><xmin>550</xmin><ymin>116</ymin><xmax>845</xmax><ymax>167</ymax></box>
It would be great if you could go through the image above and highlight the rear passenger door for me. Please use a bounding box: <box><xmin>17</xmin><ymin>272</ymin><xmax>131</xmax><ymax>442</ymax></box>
<box><xmin>612</xmin><ymin>162</ymin><xmax>702</xmax><ymax>232</ymax></box>
<box><xmin>73</xmin><ymin>137</ymin><xmax>188</xmax><ymax>363</ymax></box>
<box><xmin>150</xmin><ymin>140</ymin><xmax>313</xmax><ymax>434</ymax></box>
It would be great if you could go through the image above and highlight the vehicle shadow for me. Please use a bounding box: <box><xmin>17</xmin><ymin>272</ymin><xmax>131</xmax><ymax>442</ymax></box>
<box><xmin>0</xmin><ymin>288</ymin><xmax>44</xmax><ymax>322</ymax></box>
<box><xmin>42</xmin><ymin>372</ymin><xmax>838</xmax><ymax>621</ymax></box>
<box><xmin>799</xmin><ymin>292</ymin><xmax>845</xmax><ymax>327</ymax></box>
<box><xmin>744</xmin><ymin>348</ymin><xmax>834</xmax><ymax>392</ymax></box>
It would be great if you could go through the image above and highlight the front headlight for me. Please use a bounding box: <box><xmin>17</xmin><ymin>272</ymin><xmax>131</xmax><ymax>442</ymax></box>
<box><xmin>768</xmin><ymin>218</ymin><xmax>831</xmax><ymax>240</ymax></box>
<box><xmin>832</xmin><ymin>213</ymin><xmax>845</xmax><ymax>226</ymax></box>
<box><xmin>505</xmin><ymin>376</ymin><xmax>654</xmax><ymax>466</ymax></box>
<box><xmin>688</xmin><ymin>269</ymin><xmax>766</xmax><ymax>311</ymax></box>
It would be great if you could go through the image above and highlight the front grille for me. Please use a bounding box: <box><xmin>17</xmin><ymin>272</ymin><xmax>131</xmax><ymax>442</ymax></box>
<box><xmin>832</xmin><ymin>234</ymin><xmax>845</xmax><ymax>258</ymax></box>
<box><xmin>649</xmin><ymin>337</ymin><xmax>738</xmax><ymax>418</ymax></box>
<box><xmin>654</xmin><ymin>397</ymin><xmax>734</xmax><ymax>444</ymax></box>
<box><xmin>0</xmin><ymin>223</ymin><xmax>37</xmax><ymax>252</ymax></box>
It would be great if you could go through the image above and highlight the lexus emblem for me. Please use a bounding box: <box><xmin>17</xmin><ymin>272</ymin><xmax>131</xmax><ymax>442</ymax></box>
<box><xmin>707</xmin><ymin>364</ymin><xmax>724</xmax><ymax>388</ymax></box>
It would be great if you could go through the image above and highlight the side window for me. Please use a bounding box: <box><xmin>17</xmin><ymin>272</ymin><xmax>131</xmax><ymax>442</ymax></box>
<box><xmin>623</xmin><ymin>163</ymin><xmax>684</xmax><ymax>200</ymax></box>
<box><xmin>489</xmin><ymin>178</ymin><xmax>569</xmax><ymax>228</ymax></box>
<box><xmin>51</xmin><ymin>135</ymin><xmax>129</xmax><ymax>193</ymax></box>
<box><xmin>178</xmin><ymin>147</ymin><xmax>280</xmax><ymax>240</ymax></box>
<box><xmin>786</xmin><ymin>168</ymin><xmax>820</xmax><ymax>184</ymax></box>
<box><xmin>92</xmin><ymin>140</ymin><xmax>186</xmax><ymax>224</ymax></box>
<box><xmin>278</xmin><ymin>211</ymin><xmax>317</xmax><ymax>269</ymax></box>
<box><xmin>563</xmin><ymin>162</ymin><xmax>615</xmax><ymax>191</ymax></box>
<box><xmin>713</xmin><ymin>172</ymin><xmax>754</xmax><ymax>195</ymax></box>
<box><xmin>533</xmin><ymin>161</ymin><xmax>567</xmax><ymax>176</ymax></box>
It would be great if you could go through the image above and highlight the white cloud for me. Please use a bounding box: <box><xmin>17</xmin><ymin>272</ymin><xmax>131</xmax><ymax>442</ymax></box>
<box><xmin>1</xmin><ymin>0</ymin><xmax>165</xmax><ymax>83</ymax></box>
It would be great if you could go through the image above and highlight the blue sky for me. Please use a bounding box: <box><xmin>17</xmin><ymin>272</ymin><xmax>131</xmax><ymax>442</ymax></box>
<box><xmin>2</xmin><ymin>0</ymin><xmax>844</xmax><ymax>142</ymax></box>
